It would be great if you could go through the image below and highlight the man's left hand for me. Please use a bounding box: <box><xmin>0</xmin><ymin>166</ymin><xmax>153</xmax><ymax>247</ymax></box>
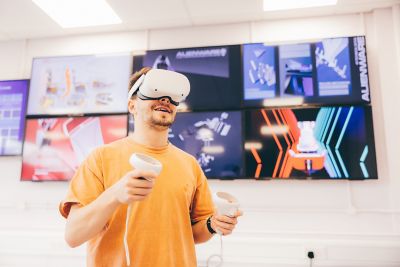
<box><xmin>210</xmin><ymin>210</ymin><xmax>243</xmax><ymax>236</ymax></box>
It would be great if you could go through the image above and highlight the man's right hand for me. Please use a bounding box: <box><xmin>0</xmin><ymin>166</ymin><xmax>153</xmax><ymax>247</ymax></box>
<box><xmin>65</xmin><ymin>169</ymin><xmax>158</xmax><ymax>248</ymax></box>
<box><xmin>112</xmin><ymin>169</ymin><xmax>158</xmax><ymax>204</ymax></box>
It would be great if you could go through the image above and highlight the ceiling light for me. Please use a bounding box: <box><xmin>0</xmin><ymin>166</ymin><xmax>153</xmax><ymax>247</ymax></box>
<box><xmin>264</xmin><ymin>0</ymin><xmax>338</xmax><ymax>11</ymax></box>
<box><xmin>32</xmin><ymin>0</ymin><xmax>122</xmax><ymax>28</ymax></box>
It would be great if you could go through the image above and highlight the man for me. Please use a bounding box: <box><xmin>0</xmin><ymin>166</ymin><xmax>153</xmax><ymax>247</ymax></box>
<box><xmin>59</xmin><ymin>67</ymin><xmax>242</xmax><ymax>267</ymax></box>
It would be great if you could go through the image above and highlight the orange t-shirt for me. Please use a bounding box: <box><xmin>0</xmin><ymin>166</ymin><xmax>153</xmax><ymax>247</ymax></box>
<box><xmin>59</xmin><ymin>137</ymin><xmax>215</xmax><ymax>267</ymax></box>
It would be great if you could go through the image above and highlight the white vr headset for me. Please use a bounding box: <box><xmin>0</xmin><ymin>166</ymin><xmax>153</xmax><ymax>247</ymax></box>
<box><xmin>128</xmin><ymin>69</ymin><xmax>190</xmax><ymax>106</ymax></box>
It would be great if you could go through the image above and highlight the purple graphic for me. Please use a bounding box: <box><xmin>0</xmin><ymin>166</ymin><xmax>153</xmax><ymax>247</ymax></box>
<box><xmin>0</xmin><ymin>80</ymin><xmax>29</xmax><ymax>156</ymax></box>
<box><xmin>243</xmin><ymin>36</ymin><xmax>370</xmax><ymax>107</ymax></box>
<box><xmin>279</xmin><ymin>43</ymin><xmax>314</xmax><ymax>97</ymax></box>
<box><xmin>315</xmin><ymin>37</ymin><xmax>352</xmax><ymax>96</ymax></box>
<box><xmin>243</xmin><ymin>44</ymin><xmax>277</xmax><ymax>99</ymax></box>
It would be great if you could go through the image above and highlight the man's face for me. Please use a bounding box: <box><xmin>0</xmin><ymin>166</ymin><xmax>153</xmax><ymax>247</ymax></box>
<box><xmin>129</xmin><ymin>96</ymin><xmax>177</xmax><ymax>130</ymax></box>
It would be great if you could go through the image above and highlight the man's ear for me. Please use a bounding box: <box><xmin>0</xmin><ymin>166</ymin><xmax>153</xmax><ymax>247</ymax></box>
<box><xmin>128</xmin><ymin>98</ymin><xmax>136</xmax><ymax>114</ymax></box>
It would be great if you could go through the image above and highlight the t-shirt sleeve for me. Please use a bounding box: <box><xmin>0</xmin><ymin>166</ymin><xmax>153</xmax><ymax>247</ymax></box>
<box><xmin>190</xmin><ymin>160</ymin><xmax>215</xmax><ymax>224</ymax></box>
<box><xmin>59</xmin><ymin>148</ymin><xmax>105</xmax><ymax>218</ymax></box>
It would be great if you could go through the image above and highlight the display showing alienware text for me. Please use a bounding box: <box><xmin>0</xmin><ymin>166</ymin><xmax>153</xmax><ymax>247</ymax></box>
<box><xmin>133</xmin><ymin>45</ymin><xmax>242</xmax><ymax>111</ymax></box>
<box><xmin>17</xmin><ymin>35</ymin><xmax>377</xmax><ymax>181</ymax></box>
<box><xmin>243</xmin><ymin>36</ymin><xmax>370</xmax><ymax>107</ymax></box>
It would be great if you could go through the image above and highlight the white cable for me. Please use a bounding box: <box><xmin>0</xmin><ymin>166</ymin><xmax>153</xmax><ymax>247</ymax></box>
<box><xmin>124</xmin><ymin>204</ymin><xmax>132</xmax><ymax>266</ymax></box>
<box><xmin>125</xmin><ymin>153</ymin><xmax>162</xmax><ymax>266</ymax></box>
<box><xmin>206</xmin><ymin>234</ymin><xmax>223</xmax><ymax>267</ymax></box>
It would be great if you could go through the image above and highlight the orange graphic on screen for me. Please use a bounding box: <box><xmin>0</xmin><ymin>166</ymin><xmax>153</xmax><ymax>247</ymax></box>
<box><xmin>249</xmin><ymin>109</ymin><xmax>326</xmax><ymax>178</ymax></box>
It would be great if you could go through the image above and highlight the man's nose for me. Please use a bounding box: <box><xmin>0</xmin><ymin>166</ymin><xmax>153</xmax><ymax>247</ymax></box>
<box><xmin>159</xmin><ymin>97</ymin><xmax>170</xmax><ymax>104</ymax></box>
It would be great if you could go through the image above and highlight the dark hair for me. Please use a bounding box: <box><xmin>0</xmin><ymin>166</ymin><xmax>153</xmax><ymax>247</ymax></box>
<box><xmin>128</xmin><ymin>67</ymin><xmax>152</xmax><ymax>96</ymax></box>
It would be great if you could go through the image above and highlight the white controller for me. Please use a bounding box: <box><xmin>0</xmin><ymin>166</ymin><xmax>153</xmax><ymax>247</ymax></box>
<box><xmin>206</xmin><ymin>192</ymin><xmax>240</xmax><ymax>266</ymax></box>
<box><xmin>125</xmin><ymin>153</ymin><xmax>163</xmax><ymax>266</ymax></box>
<box><xmin>129</xmin><ymin>153</ymin><xmax>163</xmax><ymax>177</ymax></box>
<box><xmin>214</xmin><ymin>192</ymin><xmax>239</xmax><ymax>217</ymax></box>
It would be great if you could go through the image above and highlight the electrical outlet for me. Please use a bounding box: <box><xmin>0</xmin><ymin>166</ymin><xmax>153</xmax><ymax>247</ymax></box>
<box><xmin>307</xmin><ymin>251</ymin><xmax>315</xmax><ymax>259</ymax></box>
<box><xmin>304</xmin><ymin>246</ymin><xmax>327</xmax><ymax>261</ymax></box>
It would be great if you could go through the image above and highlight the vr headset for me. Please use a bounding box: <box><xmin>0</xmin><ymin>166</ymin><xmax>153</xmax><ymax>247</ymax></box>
<box><xmin>128</xmin><ymin>69</ymin><xmax>190</xmax><ymax>106</ymax></box>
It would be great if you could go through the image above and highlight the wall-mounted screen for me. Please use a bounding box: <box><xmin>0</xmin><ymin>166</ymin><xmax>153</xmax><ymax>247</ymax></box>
<box><xmin>243</xmin><ymin>43</ymin><xmax>277</xmax><ymax>100</ymax></box>
<box><xmin>21</xmin><ymin>115</ymin><xmax>128</xmax><ymax>181</ymax></box>
<box><xmin>0</xmin><ymin>80</ymin><xmax>29</xmax><ymax>156</ymax></box>
<box><xmin>169</xmin><ymin>111</ymin><xmax>243</xmax><ymax>178</ymax></box>
<box><xmin>244</xmin><ymin>106</ymin><xmax>377</xmax><ymax>179</ymax></box>
<box><xmin>133</xmin><ymin>45</ymin><xmax>242</xmax><ymax>111</ymax></box>
<box><xmin>279</xmin><ymin>43</ymin><xmax>314</xmax><ymax>98</ymax></box>
<box><xmin>315</xmin><ymin>37</ymin><xmax>352</xmax><ymax>97</ymax></box>
<box><xmin>28</xmin><ymin>54</ymin><xmax>132</xmax><ymax>115</ymax></box>
<box><xmin>243</xmin><ymin>36</ymin><xmax>370</xmax><ymax>107</ymax></box>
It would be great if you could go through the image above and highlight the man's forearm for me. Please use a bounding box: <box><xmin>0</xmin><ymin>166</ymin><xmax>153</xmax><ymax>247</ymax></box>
<box><xmin>192</xmin><ymin>218</ymin><xmax>214</xmax><ymax>244</ymax></box>
<box><xmin>65</xmin><ymin>187</ymin><xmax>121</xmax><ymax>247</ymax></box>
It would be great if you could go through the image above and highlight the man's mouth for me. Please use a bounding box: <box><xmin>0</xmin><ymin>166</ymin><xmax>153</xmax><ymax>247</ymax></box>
<box><xmin>154</xmin><ymin>106</ymin><xmax>171</xmax><ymax>113</ymax></box>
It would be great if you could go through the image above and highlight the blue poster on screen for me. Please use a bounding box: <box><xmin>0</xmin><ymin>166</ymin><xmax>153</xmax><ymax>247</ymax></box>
<box><xmin>243</xmin><ymin>44</ymin><xmax>276</xmax><ymax>100</ymax></box>
<box><xmin>0</xmin><ymin>80</ymin><xmax>28</xmax><ymax>156</ymax></box>
<box><xmin>279</xmin><ymin>43</ymin><xmax>314</xmax><ymax>97</ymax></box>
<box><xmin>315</xmin><ymin>37</ymin><xmax>352</xmax><ymax>96</ymax></box>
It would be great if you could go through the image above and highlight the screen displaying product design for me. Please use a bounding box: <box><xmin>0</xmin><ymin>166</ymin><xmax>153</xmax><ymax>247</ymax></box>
<box><xmin>243</xmin><ymin>43</ymin><xmax>277</xmax><ymax>100</ymax></box>
<box><xmin>279</xmin><ymin>43</ymin><xmax>314</xmax><ymax>98</ymax></box>
<box><xmin>21</xmin><ymin>115</ymin><xmax>128</xmax><ymax>181</ymax></box>
<box><xmin>244</xmin><ymin>106</ymin><xmax>377</xmax><ymax>179</ymax></box>
<box><xmin>133</xmin><ymin>45</ymin><xmax>242</xmax><ymax>111</ymax></box>
<box><xmin>0</xmin><ymin>80</ymin><xmax>29</xmax><ymax>156</ymax></box>
<box><xmin>315</xmin><ymin>37</ymin><xmax>352</xmax><ymax>97</ymax></box>
<box><xmin>243</xmin><ymin>36</ymin><xmax>370</xmax><ymax>107</ymax></box>
<box><xmin>28</xmin><ymin>54</ymin><xmax>132</xmax><ymax>115</ymax></box>
<box><xmin>169</xmin><ymin>111</ymin><xmax>243</xmax><ymax>178</ymax></box>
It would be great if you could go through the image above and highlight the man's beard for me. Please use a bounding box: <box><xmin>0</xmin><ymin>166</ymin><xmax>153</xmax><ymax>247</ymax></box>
<box><xmin>149</xmin><ymin>113</ymin><xmax>175</xmax><ymax>128</ymax></box>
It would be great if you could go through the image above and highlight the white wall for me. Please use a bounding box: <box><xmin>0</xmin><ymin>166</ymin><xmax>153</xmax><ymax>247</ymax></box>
<box><xmin>1</xmin><ymin>7</ymin><xmax>400</xmax><ymax>267</ymax></box>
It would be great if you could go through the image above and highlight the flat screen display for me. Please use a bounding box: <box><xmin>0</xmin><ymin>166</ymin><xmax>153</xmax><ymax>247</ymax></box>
<box><xmin>243</xmin><ymin>36</ymin><xmax>370</xmax><ymax>107</ymax></box>
<box><xmin>169</xmin><ymin>111</ymin><xmax>243</xmax><ymax>178</ymax></box>
<box><xmin>243</xmin><ymin>43</ymin><xmax>277</xmax><ymax>100</ymax></box>
<box><xmin>133</xmin><ymin>45</ymin><xmax>242</xmax><ymax>111</ymax></box>
<box><xmin>28</xmin><ymin>54</ymin><xmax>132</xmax><ymax>115</ymax></box>
<box><xmin>279</xmin><ymin>43</ymin><xmax>314</xmax><ymax>98</ymax></box>
<box><xmin>244</xmin><ymin>106</ymin><xmax>377</xmax><ymax>179</ymax></box>
<box><xmin>21</xmin><ymin>114</ymin><xmax>128</xmax><ymax>181</ymax></box>
<box><xmin>0</xmin><ymin>80</ymin><xmax>29</xmax><ymax>156</ymax></box>
<box><xmin>315</xmin><ymin>37</ymin><xmax>352</xmax><ymax>97</ymax></box>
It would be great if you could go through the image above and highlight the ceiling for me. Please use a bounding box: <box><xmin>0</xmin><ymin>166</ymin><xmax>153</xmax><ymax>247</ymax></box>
<box><xmin>0</xmin><ymin>0</ymin><xmax>399</xmax><ymax>41</ymax></box>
